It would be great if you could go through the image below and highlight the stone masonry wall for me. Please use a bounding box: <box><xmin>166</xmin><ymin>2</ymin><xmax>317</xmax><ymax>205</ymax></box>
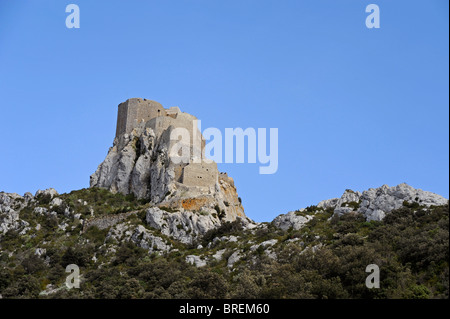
<box><xmin>182</xmin><ymin>162</ymin><xmax>218</xmax><ymax>188</ymax></box>
<box><xmin>116</xmin><ymin>98</ymin><xmax>165</xmax><ymax>137</ymax></box>
<box><xmin>82</xmin><ymin>211</ymin><xmax>137</xmax><ymax>232</ymax></box>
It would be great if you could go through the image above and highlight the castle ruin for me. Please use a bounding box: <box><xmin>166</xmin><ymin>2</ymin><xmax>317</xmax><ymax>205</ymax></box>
<box><xmin>115</xmin><ymin>98</ymin><xmax>222</xmax><ymax>189</ymax></box>
<box><xmin>91</xmin><ymin>97</ymin><xmax>245</xmax><ymax>220</ymax></box>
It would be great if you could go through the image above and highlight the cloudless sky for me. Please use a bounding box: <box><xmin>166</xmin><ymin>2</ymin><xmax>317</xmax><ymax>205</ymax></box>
<box><xmin>0</xmin><ymin>0</ymin><xmax>448</xmax><ymax>222</ymax></box>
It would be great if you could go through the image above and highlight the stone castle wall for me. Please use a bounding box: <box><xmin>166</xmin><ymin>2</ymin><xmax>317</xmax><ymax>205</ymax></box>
<box><xmin>115</xmin><ymin>98</ymin><xmax>218</xmax><ymax>189</ymax></box>
<box><xmin>182</xmin><ymin>162</ymin><xmax>218</xmax><ymax>188</ymax></box>
<box><xmin>146</xmin><ymin>111</ymin><xmax>204</xmax><ymax>161</ymax></box>
<box><xmin>116</xmin><ymin>98</ymin><xmax>165</xmax><ymax>137</ymax></box>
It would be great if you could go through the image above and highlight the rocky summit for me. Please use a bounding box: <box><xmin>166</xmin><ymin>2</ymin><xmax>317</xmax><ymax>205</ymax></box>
<box><xmin>273</xmin><ymin>183</ymin><xmax>448</xmax><ymax>230</ymax></box>
<box><xmin>90</xmin><ymin>98</ymin><xmax>245</xmax><ymax>222</ymax></box>
<box><xmin>0</xmin><ymin>98</ymin><xmax>448</xmax><ymax>299</ymax></box>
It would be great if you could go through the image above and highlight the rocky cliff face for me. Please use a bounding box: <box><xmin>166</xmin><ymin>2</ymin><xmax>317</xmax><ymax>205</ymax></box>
<box><xmin>90</xmin><ymin>122</ymin><xmax>245</xmax><ymax>222</ymax></box>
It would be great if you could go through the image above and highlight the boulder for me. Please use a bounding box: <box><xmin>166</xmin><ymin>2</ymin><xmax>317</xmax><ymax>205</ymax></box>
<box><xmin>145</xmin><ymin>207</ymin><xmax>221</xmax><ymax>244</ymax></box>
<box><xmin>272</xmin><ymin>211</ymin><xmax>313</xmax><ymax>231</ymax></box>
<box><xmin>185</xmin><ymin>255</ymin><xmax>207</xmax><ymax>267</ymax></box>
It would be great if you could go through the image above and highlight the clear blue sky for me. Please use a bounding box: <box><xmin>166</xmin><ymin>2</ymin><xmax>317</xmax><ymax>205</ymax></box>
<box><xmin>0</xmin><ymin>0</ymin><xmax>448</xmax><ymax>222</ymax></box>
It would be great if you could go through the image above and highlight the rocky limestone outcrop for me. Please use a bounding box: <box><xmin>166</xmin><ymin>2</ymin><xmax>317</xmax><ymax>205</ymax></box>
<box><xmin>272</xmin><ymin>211</ymin><xmax>313</xmax><ymax>231</ymax></box>
<box><xmin>249</xmin><ymin>239</ymin><xmax>278</xmax><ymax>252</ymax></box>
<box><xmin>90</xmin><ymin>127</ymin><xmax>164</xmax><ymax>200</ymax></box>
<box><xmin>271</xmin><ymin>183</ymin><xmax>448</xmax><ymax>232</ymax></box>
<box><xmin>90</xmin><ymin>110</ymin><xmax>245</xmax><ymax>222</ymax></box>
<box><xmin>185</xmin><ymin>255</ymin><xmax>207</xmax><ymax>267</ymax></box>
<box><xmin>330</xmin><ymin>183</ymin><xmax>448</xmax><ymax>221</ymax></box>
<box><xmin>35</xmin><ymin>188</ymin><xmax>58</xmax><ymax>200</ymax></box>
<box><xmin>362</xmin><ymin>184</ymin><xmax>448</xmax><ymax>220</ymax></box>
<box><xmin>317</xmin><ymin>183</ymin><xmax>448</xmax><ymax>222</ymax></box>
<box><xmin>145</xmin><ymin>207</ymin><xmax>223</xmax><ymax>244</ymax></box>
<box><xmin>227</xmin><ymin>250</ymin><xmax>242</xmax><ymax>268</ymax></box>
<box><xmin>0</xmin><ymin>192</ymin><xmax>29</xmax><ymax>236</ymax></box>
<box><xmin>0</xmin><ymin>188</ymin><xmax>78</xmax><ymax>238</ymax></box>
<box><xmin>333</xmin><ymin>190</ymin><xmax>363</xmax><ymax>216</ymax></box>
<box><xmin>106</xmin><ymin>222</ymin><xmax>172</xmax><ymax>254</ymax></box>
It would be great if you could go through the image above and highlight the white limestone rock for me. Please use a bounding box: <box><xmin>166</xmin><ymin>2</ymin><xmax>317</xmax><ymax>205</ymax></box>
<box><xmin>318</xmin><ymin>184</ymin><xmax>447</xmax><ymax>222</ymax></box>
<box><xmin>130</xmin><ymin>225</ymin><xmax>172</xmax><ymax>253</ymax></box>
<box><xmin>0</xmin><ymin>192</ymin><xmax>26</xmax><ymax>235</ymax></box>
<box><xmin>317</xmin><ymin>198</ymin><xmax>339</xmax><ymax>209</ymax></box>
<box><xmin>358</xmin><ymin>183</ymin><xmax>448</xmax><ymax>221</ymax></box>
<box><xmin>220</xmin><ymin>235</ymin><xmax>239</xmax><ymax>242</ymax></box>
<box><xmin>24</xmin><ymin>192</ymin><xmax>34</xmax><ymax>204</ymax></box>
<box><xmin>227</xmin><ymin>250</ymin><xmax>242</xmax><ymax>268</ymax></box>
<box><xmin>145</xmin><ymin>207</ymin><xmax>221</xmax><ymax>244</ymax></box>
<box><xmin>34</xmin><ymin>207</ymin><xmax>48</xmax><ymax>215</ymax></box>
<box><xmin>35</xmin><ymin>188</ymin><xmax>58</xmax><ymax>199</ymax></box>
<box><xmin>272</xmin><ymin>211</ymin><xmax>314</xmax><ymax>231</ymax></box>
<box><xmin>39</xmin><ymin>284</ymin><xmax>64</xmax><ymax>296</ymax></box>
<box><xmin>19</xmin><ymin>220</ymin><xmax>30</xmax><ymax>235</ymax></box>
<box><xmin>50</xmin><ymin>197</ymin><xmax>63</xmax><ymax>207</ymax></box>
<box><xmin>106</xmin><ymin>222</ymin><xmax>171</xmax><ymax>254</ymax></box>
<box><xmin>185</xmin><ymin>255</ymin><xmax>207</xmax><ymax>267</ymax></box>
<box><xmin>330</xmin><ymin>184</ymin><xmax>448</xmax><ymax>221</ymax></box>
<box><xmin>249</xmin><ymin>239</ymin><xmax>278</xmax><ymax>252</ymax></box>
<box><xmin>333</xmin><ymin>190</ymin><xmax>363</xmax><ymax>216</ymax></box>
<box><xmin>106</xmin><ymin>222</ymin><xmax>133</xmax><ymax>242</ymax></box>
<box><xmin>212</xmin><ymin>249</ymin><xmax>226</xmax><ymax>261</ymax></box>
<box><xmin>91</xmin><ymin>126</ymin><xmax>178</xmax><ymax>204</ymax></box>
<box><xmin>35</xmin><ymin>248</ymin><xmax>46</xmax><ymax>257</ymax></box>
<box><xmin>272</xmin><ymin>183</ymin><xmax>448</xmax><ymax>227</ymax></box>
<box><xmin>265</xmin><ymin>248</ymin><xmax>277</xmax><ymax>260</ymax></box>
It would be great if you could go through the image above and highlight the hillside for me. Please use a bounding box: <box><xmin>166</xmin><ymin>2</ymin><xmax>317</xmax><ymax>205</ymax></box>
<box><xmin>0</xmin><ymin>185</ymin><xmax>448</xmax><ymax>299</ymax></box>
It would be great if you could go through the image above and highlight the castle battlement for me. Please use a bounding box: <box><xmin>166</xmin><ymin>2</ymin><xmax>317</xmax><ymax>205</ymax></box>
<box><xmin>115</xmin><ymin>98</ymin><xmax>201</xmax><ymax>138</ymax></box>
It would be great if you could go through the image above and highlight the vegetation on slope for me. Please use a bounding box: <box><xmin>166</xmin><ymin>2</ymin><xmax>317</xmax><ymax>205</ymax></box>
<box><xmin>0</xmin><ymin>188</ymin><xmax>448</xmax><ymax>299</ymax></box>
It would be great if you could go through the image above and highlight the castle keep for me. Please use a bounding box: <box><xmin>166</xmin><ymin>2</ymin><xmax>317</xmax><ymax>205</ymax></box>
<box><xmin>116</xmin><ymin>99</ymin><xmax>166</xmax><ymax>137</ymax></box>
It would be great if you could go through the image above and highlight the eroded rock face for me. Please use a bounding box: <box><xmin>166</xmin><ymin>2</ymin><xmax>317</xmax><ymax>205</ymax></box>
<box><xmin>145</xmin><ymin>207</ymin><xmax>222</xmax><ymax>244</ymax></box>
<box><xmin>0</xmin><ymin>192</ymin><xmax>26</xmax><ymax>235</ymax></box>
<box><xmin>0</xmin><ymin>189</ymin><xmax>68</xmax><ymax>236</ymax></box>
<box><xmin>272</xmin><ymin>211</ymin><xmax>313</xmax><ymax>231</ymax></box>
<box><xmin>106</xmin><ymin>222</ymin><xmax>172</xmax><ymax>254</ymax></box>
<box><xmin>227</xmin><ymin>250</ymin><xmax>242</xmax><ymax>268</ymax></box>
<box><xmin>304</xmin><ymin>184</ymin><xmax>448</xmax><ymax>224</ymax></box>
<box><xmin>90</xmin><ymin>105</ymin><xmax>246</xmax><ymax>221</ymax></box>
<box><xmin>271</xmin><ymin>184</ymin><xmax>448</xmax><ymax>232</ymax></box>
<box><xmin>90</xmin><ymin>128</ymin><xmax>162</xmax><ymax>200</ymax></box>
<box><xmin>358</xmin><ymin>183</ymin><xmax>448</xmax><ymax>221</ymax></box>
<box><xmin>333</xmin><ymin>190</ymin><xmax>363</xmax><ymax>216</ymax></box>
<box><xmin>317</xmin><ymin>198</ymin><xmax>339</xmax><ymax>209</ymax></box>
<box><xmin>330</xmin><ymin>184</ymin><xmax>448</xmax><ymax>220</ymax></box>
<box><xmin>35</xmin><ymin>188</ymin><xmax>58</xmax><ymax>199</ymax></box>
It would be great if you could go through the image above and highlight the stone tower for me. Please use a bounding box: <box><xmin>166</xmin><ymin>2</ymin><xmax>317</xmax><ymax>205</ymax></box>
<box><xmin>116</xmin><ymin>98</ymin><xmax>166</xmax><ymax>137</ymax></box>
